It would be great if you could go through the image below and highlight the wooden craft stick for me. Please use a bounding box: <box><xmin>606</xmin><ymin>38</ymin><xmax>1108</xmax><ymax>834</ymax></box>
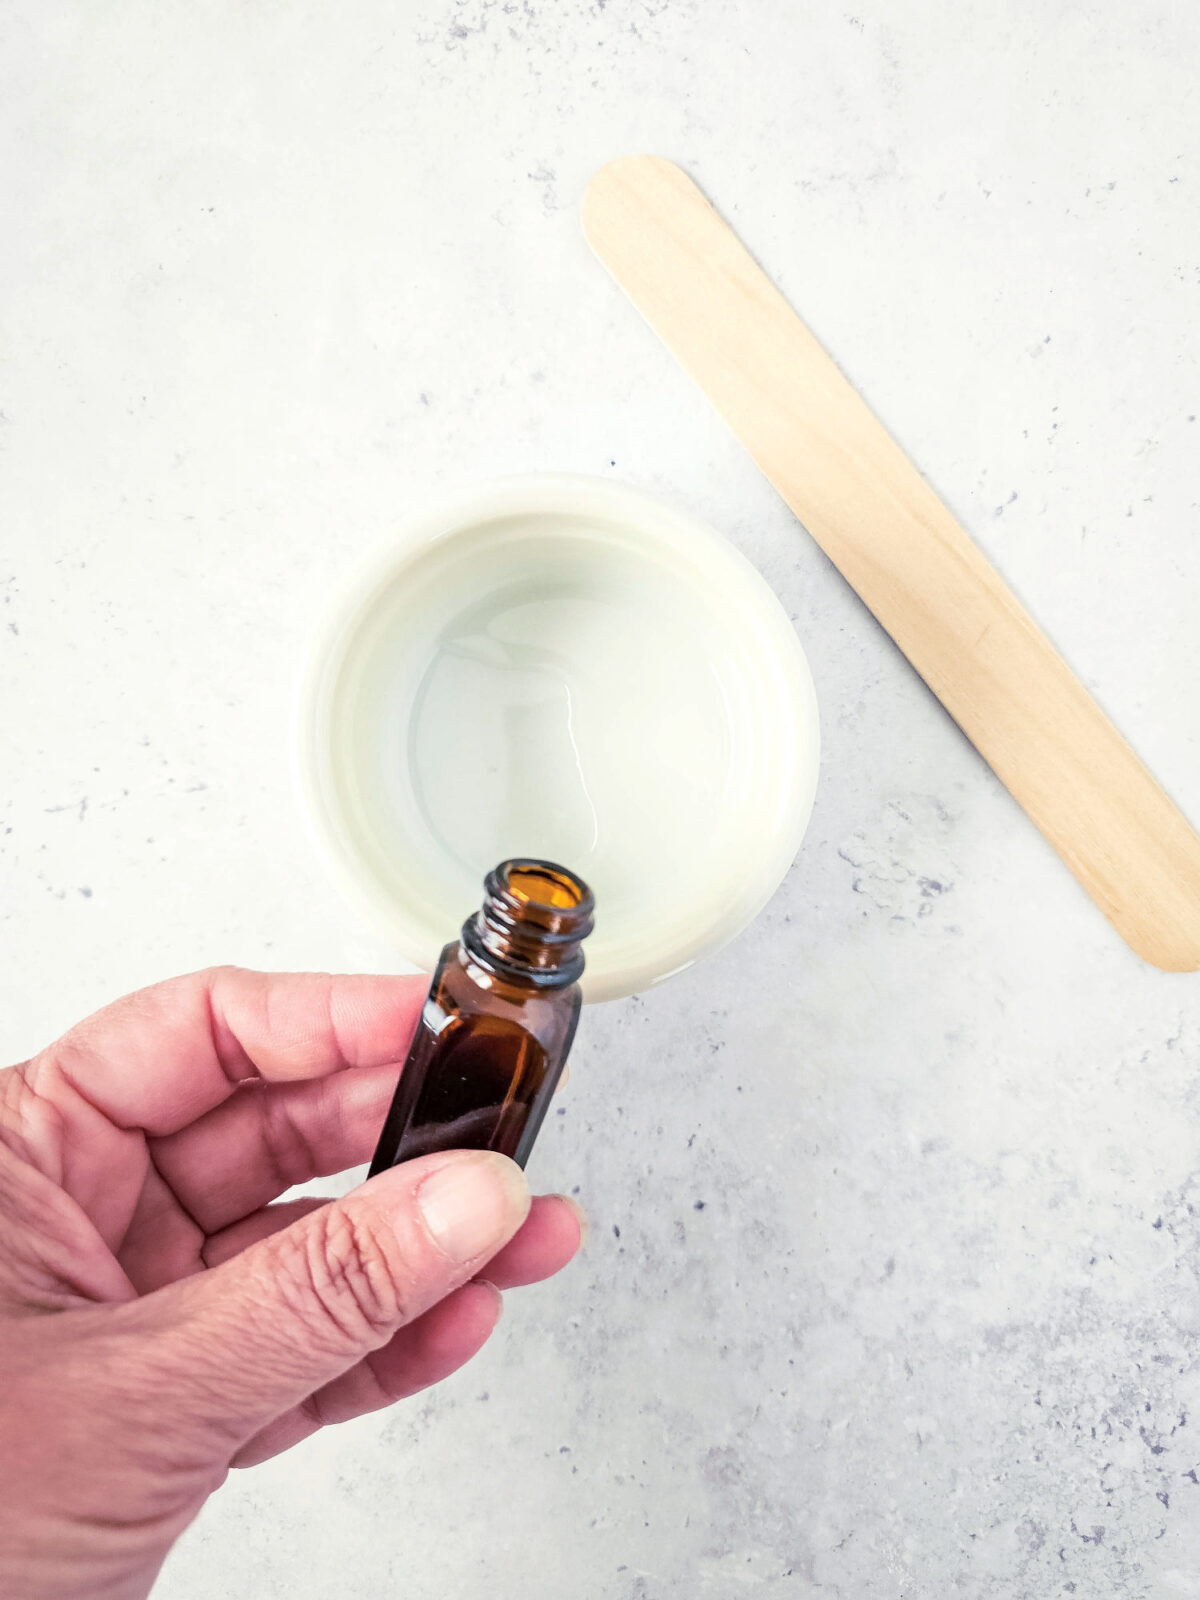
<box><xmin>583</xmin><ymin>155</ymin><xmax>1200</xmax><ymax>970</ymax></box>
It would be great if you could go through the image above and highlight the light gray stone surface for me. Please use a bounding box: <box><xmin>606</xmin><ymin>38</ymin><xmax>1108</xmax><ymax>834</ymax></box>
<box><xmin>3</xmin><ymin>2</ymin><xmax>1200</xmax><ymax>1595</ymax></box>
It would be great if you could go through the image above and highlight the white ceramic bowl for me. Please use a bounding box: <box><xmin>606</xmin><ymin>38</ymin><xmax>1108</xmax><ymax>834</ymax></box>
<box><xmin>297</xmin><ymin>475</ymin><xmax>819</xmax><ymax>1002</ymax></box>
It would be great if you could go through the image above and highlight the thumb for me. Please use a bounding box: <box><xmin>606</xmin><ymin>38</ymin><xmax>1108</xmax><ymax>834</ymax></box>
<box><xmin>130</xmin><ymin>1150</ymin><xmax>530</xmax><ymax>1445</ymax></box>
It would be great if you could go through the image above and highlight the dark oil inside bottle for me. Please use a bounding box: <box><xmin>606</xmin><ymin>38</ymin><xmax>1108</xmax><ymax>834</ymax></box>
<box><xmin>369</xmin><ymin>859</ymin><xmax>593</xmax><ymax>1175</ymax></box>
<box><xmin>373</xmin><ymin>1007</ymin><xmax>558</xmax><ymax>1167</ymax></box>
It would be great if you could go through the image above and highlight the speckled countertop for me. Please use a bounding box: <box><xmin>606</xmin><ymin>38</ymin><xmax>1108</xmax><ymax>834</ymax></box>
<box><xmin>3</xmin><ymin>3</ymin><xmax>1199</xmax><ymax>1596</ymax></box>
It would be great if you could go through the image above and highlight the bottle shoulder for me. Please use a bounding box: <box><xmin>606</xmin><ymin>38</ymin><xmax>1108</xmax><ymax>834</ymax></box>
<box><xmin>429</xmin><ymin>941</ymin><xmax>580</xmax><ymax>1045</ymax></box>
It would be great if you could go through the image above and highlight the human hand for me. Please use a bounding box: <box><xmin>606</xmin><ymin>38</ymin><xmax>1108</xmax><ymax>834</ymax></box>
<box><xmin>0</xmin><ymin>968</ymin><xmax>584</xmax><ymax>1600</ymax></box>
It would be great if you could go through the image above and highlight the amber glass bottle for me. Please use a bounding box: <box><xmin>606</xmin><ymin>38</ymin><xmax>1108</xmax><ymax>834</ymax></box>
<box><xmin>368</xmin><ymin>859</ymin><xmax>595</xmax><ymax>1175</ymax></box>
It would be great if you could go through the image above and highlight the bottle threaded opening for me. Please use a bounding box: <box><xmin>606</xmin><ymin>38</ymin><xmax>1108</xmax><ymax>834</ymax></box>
<box><xmin>462</xmin><ymin>858</ymin><xmax>595</xmax><ymax>988</ymax></box>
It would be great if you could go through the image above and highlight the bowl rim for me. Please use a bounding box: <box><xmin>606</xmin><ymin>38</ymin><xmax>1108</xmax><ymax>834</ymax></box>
<box><xmin>295</xmin><ymin>472</ymin><xmax>820</xmax><ymax>1002</ymax></box>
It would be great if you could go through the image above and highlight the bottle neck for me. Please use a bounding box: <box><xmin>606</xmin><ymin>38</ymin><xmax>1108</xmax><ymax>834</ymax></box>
<box><xmin>460</xmin><ymin>860</ymin><xmax>595</xmax><ymax>991</ymax></box>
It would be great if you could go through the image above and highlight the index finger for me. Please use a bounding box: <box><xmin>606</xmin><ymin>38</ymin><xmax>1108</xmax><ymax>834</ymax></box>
<box><xmin>35</xmin><ymin>967</ymin><xmax>426</xmax><ymax>1136</ymax></box>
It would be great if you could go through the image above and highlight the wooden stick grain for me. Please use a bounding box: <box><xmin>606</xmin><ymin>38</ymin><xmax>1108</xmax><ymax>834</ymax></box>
<box><xmin>583</xmin><ymin>154</ymin><xmax>1200</xmax><ymax>971</ymax></box>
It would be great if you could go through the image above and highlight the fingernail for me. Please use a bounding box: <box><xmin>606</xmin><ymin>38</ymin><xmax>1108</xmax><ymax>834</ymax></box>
<box><xmin>556</xmin><ymin>1193</ymin><xmax>589</xmax><ymax>1247</ymax></box>
<box><xmin>474</xmin><ymin>1279</ymin><xmax>504</xmax><ymax>1320</ymax></box>
<box><xmin>417</xmin><ymin>1153</ymin><xmax>530</xmax><ymax>1263</ymax></box>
